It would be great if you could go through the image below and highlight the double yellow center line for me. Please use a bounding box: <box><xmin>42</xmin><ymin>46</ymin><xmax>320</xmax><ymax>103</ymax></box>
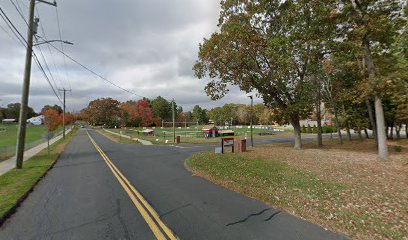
<box><xmin>87</xmin><ymin>131</ymin><xmax>178</xmax><ymax>240</ymax></box>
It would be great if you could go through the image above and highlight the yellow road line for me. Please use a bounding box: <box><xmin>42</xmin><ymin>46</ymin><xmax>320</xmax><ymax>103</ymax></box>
<box><xmin>87</xmin><ymin>131</ymin><xmax>178</xmax><ymax>240</ymax></box>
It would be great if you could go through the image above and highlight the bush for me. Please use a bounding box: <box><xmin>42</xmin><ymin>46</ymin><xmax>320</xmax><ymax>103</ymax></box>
<box><xmin>394</xmin><ymin>145</ymin><xmax>402</xmax><ymax>152</ymax></box>
<box><xmin>301</xmin><ymin>125</ymin><xmax>307</xmax><ymax>133</ymax></box>
<box><xmin>312</xmin><ymin>125</ymin><xmax>317</xmax><ymax>134</ymax></box>
<box><xmin>307</xmin><ymin>124</ymin><xmax>312</xmax><ymax>133</ymax></box>
<box><xmin>322</xmin><ymin>125</ymin><xmax>337</xmax><ymax>134</ymax></box>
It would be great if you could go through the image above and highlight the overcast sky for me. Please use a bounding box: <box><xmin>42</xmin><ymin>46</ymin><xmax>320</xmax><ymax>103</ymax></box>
<box><xmin>0</xmin><ymin>0</ymin><xmax>262</xmax><ymax>112</ymax></box>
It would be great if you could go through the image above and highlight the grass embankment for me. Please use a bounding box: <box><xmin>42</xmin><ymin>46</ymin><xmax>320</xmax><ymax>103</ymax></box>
<box><xmin>0</xmin><ymin>127</ymin><xmax>78</xmax><ymax>220</ymax></box>
<box><xmin>0</xmin><ymin>124</ymin><xmax>47</xmax><ymax>147</ymax></box>
<box><xmin>186</xmin><ymin>139</ymin><xmax>408</xmax><ymax>240</ymax></box>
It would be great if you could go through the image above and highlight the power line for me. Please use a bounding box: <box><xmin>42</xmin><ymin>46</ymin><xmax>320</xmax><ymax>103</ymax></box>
<box><xmin>34</xmin><ymin>37</ymin><xmax>61</xmax><ymax>98</ymax></box>
<box><xmin>36</xmin><ymin>9</ymin><xmax>64</xmax><ymax>93</ymax></box>
<box><xmin>33</xmin><ymin>53</ymin><xmax>63</xmax><ymax>105</ymax></box>
<box><xmin>40</xmin><ymin>38</ymin><xmax>146</xmax><ymax>98</ymax></box>
<box><xmin>0</xmin><ymin>7</ymin><xmax>27</xmax><ymax>47</ymax></box>
<box><xmin>9</xmin><ymin>0</ymin><xmax>28</xmax><ymax>26</ymax></box>
<box><xmin>0</xmin><ymin>7</ymin><xmax>63</xmax><ymax>105</ymax></box>
<box><xmin>55</xmin><ymin>6</ymin><xmax>71</xmax><ymax>91</ymax></box>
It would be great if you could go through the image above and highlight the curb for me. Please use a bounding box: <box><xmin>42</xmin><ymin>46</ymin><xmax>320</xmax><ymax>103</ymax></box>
<box><xmin>0</xmin><ymin>130</ymin><xmax>76</xmax><ymax>227</ymax></box>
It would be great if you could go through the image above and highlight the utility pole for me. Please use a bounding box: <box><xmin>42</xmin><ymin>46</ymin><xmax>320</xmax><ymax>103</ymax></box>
<box><xmin>58</xmin><ymin>88</ymin><xmax>71</xmax><ymax>139</ymax></box>
<box><xmin>249</xmin><ymin>95</ymin><xmax>254</xmax><ymax>147</ymax></box>
<box><xmin>15</xmin><ymin>0</ymin><xmax>57</xmax><ymax>169</ymax></box>
<box><xmin>172</xmin><ymin>99</ymin><xmax>175</xmax><ymax>143</ymax></box>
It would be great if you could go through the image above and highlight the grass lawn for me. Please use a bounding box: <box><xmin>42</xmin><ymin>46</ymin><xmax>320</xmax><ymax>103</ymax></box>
<box><xmin>186</xmin><ymin>138</ymin><xmax>408</xmax><ymax>240</ymax></box>
<box><xmin>0</xmin><ymin>127</ymin><xmax>77</xmax><ymax>219</ymax></box>
<box><xmin>97</xmin><ymin>129</ymin><xmax>139</xmax><ymax>144</ymax></box>
<box><xmin>106</xmin><ymin>127</ymin><xmax>293</xmax><ymax>145</ymax></box>
<box><xmin>0</xmin><ymin>124</ymin><xmax>47</xmax><ymax>147</ymax></box>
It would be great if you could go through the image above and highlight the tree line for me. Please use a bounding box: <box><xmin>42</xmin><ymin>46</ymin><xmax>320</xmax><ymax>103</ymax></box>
<box><xmin>0</xmin><ymin>103</ymin><xmax>74</xmax><ymax>125</ymax></box>
<box><xmin>77</xmin><ymin>96</ymin><xmax>279</xmax><ymax>128</ymax></box>
<box><xmin>194</xmin><ymin>0</ymin><xmax>408</xmax><ymax>160</ymax></box>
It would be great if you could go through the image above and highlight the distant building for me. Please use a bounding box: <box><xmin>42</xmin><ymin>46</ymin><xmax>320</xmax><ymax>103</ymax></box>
<box><xmin>202</xmin><ymin>124</ymin><xmax>219</xmax><ymax>138</ymax></box>
<box><xmin>1</xmin><ymin>119</ymin><xmax>17</xmax><ymax>124</ymax></box>
<box><xmin>27</xmin><ymin>115</ymin><xmax>44</xmax><ymax>126</ymax></box>
<box><xmin>142</xmin><ymin>129</ymin><xmax>154</xmax><ymax>136</ymax></box>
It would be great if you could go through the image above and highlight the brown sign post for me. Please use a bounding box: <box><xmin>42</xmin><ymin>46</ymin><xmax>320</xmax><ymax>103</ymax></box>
<box><xmin>221</xmin><ymin>138</ymin><xmax>234</xmax><ymax>154</ymax></box>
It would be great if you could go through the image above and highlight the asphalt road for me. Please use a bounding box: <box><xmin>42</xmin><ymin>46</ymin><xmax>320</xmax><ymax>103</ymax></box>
<box><xmin>0</xmin><ymin>128</ymin><xmax>349</xmax><ymax>240</ymax></box>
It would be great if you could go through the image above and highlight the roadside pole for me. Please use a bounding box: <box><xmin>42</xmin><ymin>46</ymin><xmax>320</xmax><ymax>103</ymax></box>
<box><xmin>249</xmin><ymin>95</ymin><xmax>254</xmax><ymax>147</ymax></box>
<box><xmin>58</xmin><ymin>88</ymin><xmax>71</xmax><ymax>139</ymax></box>
<box><xmin>16</xmin><ymin>0</ymin><xmax>57</xmax><ymax>169</ymax></box>
<box><xmin>172</xmin><ymin>99</ymin><xmax>175</xmax><ymax>143</ymax></box>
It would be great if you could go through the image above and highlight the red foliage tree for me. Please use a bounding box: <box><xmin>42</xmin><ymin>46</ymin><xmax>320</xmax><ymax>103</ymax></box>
<box><xmin>120</xmin><ymin>100</ymin><xmax>154</xmax><ymax>127</ymax></box>
<box><xmin>43</xmin><ymin>108</ymin><xmax>61</xmax><ymax>132</ymax></box>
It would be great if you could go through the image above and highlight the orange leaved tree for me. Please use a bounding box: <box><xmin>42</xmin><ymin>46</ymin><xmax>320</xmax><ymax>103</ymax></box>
<box><xmin>43</xmin><ymin>108</ymin><xmax>61</xmax><ymax>153</ymax></box>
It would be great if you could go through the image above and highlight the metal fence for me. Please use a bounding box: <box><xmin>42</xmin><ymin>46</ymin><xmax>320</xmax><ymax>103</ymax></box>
<box><xmin>0</xmin><ymin>128</ymin><xmax>67</xmax><ymax>161</ymax></box>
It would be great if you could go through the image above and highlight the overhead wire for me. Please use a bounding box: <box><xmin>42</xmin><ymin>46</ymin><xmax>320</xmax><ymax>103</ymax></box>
<box><xmin>38</xmin><ymin>37</ymin><xmax>146</xmax><ymax>99</ymax></box>
<box><xmin>55</xmin><ymin>6</ymin><xmax>71</xmax><ymax>91</ymax></box>
<box><xmin>9</xmin><ymin>0</ymin><xmax>28</xmax><ymax>26</ymax></box>
<box><xmin>35</xmin><ymin>7</ymin><xmax>65</xmax><ymax>96</ymax></box>
<box><xmin>0</xmin><ymin>7</ymin><xmax>27</xmax><ymax>46</ymax></box>
<box><xmin>0</xmin><ymin>6</ymin><xmax>63</xmax><ymax>105</ymax></box>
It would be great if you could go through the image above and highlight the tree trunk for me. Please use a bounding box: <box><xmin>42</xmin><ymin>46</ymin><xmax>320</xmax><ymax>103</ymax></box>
<box><xmin>364</xmin><ymin>129</ymin><xmax>369</xmax><ymax>138</ymax></box>
<box><xmin>364</xmin><ymin>36</ymin><xmax>388</xmax><ymax>160</ymax></box>
<box><xmin>396</xmin><ymin>124</ymin><xmax>401</xmax><ymax>139</ymax></box>
<box><xmin>386</xmin><ymin>126</ymin><xmax>389</xmax><ymax>139</ymax></box>
<box><xmin>290</xmin><ymin>116</ymin><xmax>302</xmax><ymax>150</ymax></box>
<box><xmin>357</xmin><ymin>128</ymin><xmax>363</xmax><ymax>141</ymax></box>
<box><xmin>346</xmin><ymin>120</ymin><xmax>352</xmax><ymax>141</ymax></box>
<box><xmin>389</xmin><ymin>124</ymin><xmax>394</xmax><ymax>140</ymax></box>
<box><xmin>365</xmin><ymin>98</ymin><xmax>377</xmax><ymax>143</ymax></box>
<box><xmin>332</xmin><ymin>104</ymin><xmax>343</xmax><ymax>144</ymax></box>
<box><xmin>406</xmin><ymin>122</ymin><xmax>408</xmax><ymax>139</ymax></box>
<box><xmin>374</xmin><ymin>94</ymin><xmax>389</xmax><ymax>160</ymax></box>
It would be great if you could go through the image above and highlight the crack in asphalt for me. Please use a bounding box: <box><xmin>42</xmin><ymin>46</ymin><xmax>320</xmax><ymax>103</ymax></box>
<box><xmin>264</xmin><ymin>211</ymin><xmax>281</xmax><ymax>221</ymax></box>
<box><xmin>226</xmin><ymin>208</ymin><xmax>270</xmax><ymax>226</ymax></box>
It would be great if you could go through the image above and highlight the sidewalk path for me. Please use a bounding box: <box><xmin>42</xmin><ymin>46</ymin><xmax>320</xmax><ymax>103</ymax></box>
<box><xmin>103</xmin><ymin>129</ymin><xmax>153</xmax><ymax>145</ymax></box>
<box><xmin>0</xmin><ymin>127</ymin><xmax>73</xmax><ymax>176</ymax></box>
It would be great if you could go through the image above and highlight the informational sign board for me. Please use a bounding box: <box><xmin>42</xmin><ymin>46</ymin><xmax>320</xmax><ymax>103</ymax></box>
<box><xmin>221</xmin><ymin>138</ymin><xmax>234</xmax><ymax>154</ymax></box>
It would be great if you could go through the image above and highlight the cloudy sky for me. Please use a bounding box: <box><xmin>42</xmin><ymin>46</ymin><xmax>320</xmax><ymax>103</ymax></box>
<box><xmin>0</xmin><ymin>0</ymin><xmax>262</xmax><ymax>112</ymax></box>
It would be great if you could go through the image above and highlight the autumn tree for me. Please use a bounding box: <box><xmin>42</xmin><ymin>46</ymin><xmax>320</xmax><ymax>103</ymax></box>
<box><xmin>41</xmin><ymin>105</ymin><xmax>63</xmax><ymax>115</ymax></box>
<box><xmin>194</xmin><ymin>0</ymin><xmax>336</xmax><ymax>149</ymax></box>
<box><xmin>43</xmin><ymin>108</ymin><xmax>61</xmax><ymax>153</ymax></box>
<box><xmin>121</xmin><ymin>100</ymin><xmax>154</xmax><ymax>127</ymax></box>
<box><xmin>86</xmin><ymin>98</ymin><xmax>121</xmax><ymax>127</ymax></box>
<box><xmin>337</xmin><ymin>0</ymin><xmax>406</xmax><ymax>159</ymax></box>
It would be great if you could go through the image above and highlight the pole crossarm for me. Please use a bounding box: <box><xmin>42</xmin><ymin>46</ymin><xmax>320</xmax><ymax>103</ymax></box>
<box><xmin>36</xmin><ymin>0</ymin><xmax>57</xmax><ymax>7</ymax></box>
<box><xmin>34</xmin><ymin>39</ymin><xmax>73</xmax><ymax>46</ymax></box>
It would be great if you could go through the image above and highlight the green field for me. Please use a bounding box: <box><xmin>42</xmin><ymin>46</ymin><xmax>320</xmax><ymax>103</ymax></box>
<box><xmin>106</xmin><ymin>126</ymin><xmax>292</xmax><ymax>144</ymax></box>
<box><xmin>0</xmin><ymin>124</ymin><xmax>47</xmax><ymax>147</ymax></box>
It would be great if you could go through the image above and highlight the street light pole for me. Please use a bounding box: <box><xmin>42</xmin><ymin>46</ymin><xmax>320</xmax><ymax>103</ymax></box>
<box><xmin>249</xmin><ymin>95</ymin><xmax>254</xmax><ymax>147</ymax></box>
<box><xmin>15</xmin><ymin>0</ymin><xmax>57</xmax><ymax>169</ymax></box>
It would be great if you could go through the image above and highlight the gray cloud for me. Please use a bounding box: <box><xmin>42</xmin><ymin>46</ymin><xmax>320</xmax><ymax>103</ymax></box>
<box><xmin>0</xmin><ymin>0</ymin><xmax>262</xmax><ymax>112</ymax></box>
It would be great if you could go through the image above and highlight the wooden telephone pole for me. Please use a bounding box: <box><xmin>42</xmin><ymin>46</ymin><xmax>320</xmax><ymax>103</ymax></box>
<box><xmin>58</xmin><ymin>88</ymin><xmax>71</xmax><ymax>139</ymax></box>
<box><xmin>15</xmin><ymin>0</ymin><xmax>57</xmax><ymax>169</ymax></box>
